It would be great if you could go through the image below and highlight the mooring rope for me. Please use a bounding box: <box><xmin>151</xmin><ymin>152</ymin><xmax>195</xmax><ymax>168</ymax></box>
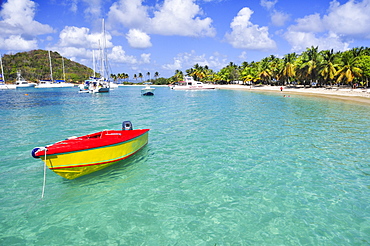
<box><xmin>41</xmin><ymin>148</ymin><xmax>47</xmax><ymax>199</ymax></box>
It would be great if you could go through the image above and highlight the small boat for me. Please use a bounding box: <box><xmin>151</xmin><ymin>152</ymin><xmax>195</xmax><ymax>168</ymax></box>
<box><xmin>31</xmin><ymin>121</ymin><xmax>149</xmax><ymax>179</ymax></box>
<box><xmin>15</xmin><ymin>71</ymin><xmax>36</xmax><ymax>87</ymax></box>
<box><xmin>141</xmin><ymin>83</ymin><xmax>155</xmax><ymax>96</ymax></box>
<box><xmin>35</xmin><ymin>80</ymin><xmax>70</xmax><ymax>88</ymax></box>
<box><xmin>171</xmin><ymin>76</ymin><xmax>215</xmax><ymax>90</ymax></box>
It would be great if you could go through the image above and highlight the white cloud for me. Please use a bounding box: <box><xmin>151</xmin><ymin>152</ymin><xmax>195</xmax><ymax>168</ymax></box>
<box><xmin>0</xmin><ymin>0</ymin><xmax>54</xmax><ymax>51</ymax></box>
<box><xmin>162</xmin><ymin>50</ymin><xmax>227</xmax><ymax>71</ymax></box>
<box><xmin>271</xmin><ymin>10</ymin><xmax>290</xmax><ymax>27</ymax></box>
<box><xmin>108</xmin><ymin>0</ymin><xmax>149</xmax><ymax>29</ymax></box>
<box><xmin>323</xmin><ymin>0</ymin><xmax>370</xmax><ymax>38</ymax></box>
<box><xmin>239</xmin><ymin>51</ymin><xmax>248</xmax><ymax>60</ymax></box>
<box><xmin>140</xmin><ymin>53</ymin><xmax>151</xmax><ymax>64</ymax></box>
<box><xmin>0</xmin><ymin>35</ymin><xmax>38</xmax><ymax>50</ymax></box>
<box><xmin>107</xmin><ymin>0</ymin><xmax>215</xmax><ymax>38</ymax></box>
<box><xmin>108</xmin><ymin>46</ymin><xmax>138</xmax><ymax>64</ymax></box>
<box><xmin>224</xmin><ymin>7</ymin><xmax>276</xmax><ymax>50</ymax></box>
<box><xmin>51</xmin><ymin>46</ymin><xmax>93</xmax><ymax>61</ymax></box>
<box><xmin>283</xmin><ymin>0</ymin><xmax>370</xmax><ymax>53</ymax></box>
<box><xmin>162</xmin><ymin>59</ymin><xmax>182</xmax><ymax>71</ymax></box>
<box><xmin>0</xmin><ymin>0</ymin><xmax>54</xmax><ymax>36</ymax></box>
<box><xmin>57</xmin><ymin>26</ymin><xmax>113</xmax><ymax>49</ymax></box>
<box><xmin>150</xmin><ymin>0</ymin><xmax>215</xmax><ymax>37</ymax></box>
<box><xmin>284</xmin><ymin>30</ymin><xmax>350</xmax><ymax>53</ymax></box>
<box><xmin>126</xmin><ymin>29</ymin><xmax>152</xmax><ymax>49</ymax></box>
<box><xmin>291</xmin><ymin>13</ymin><xmax>325</xmax><ymax>33</ymax></box>
<box><xmin>260</xmin><ymin>0</ymin><xmax>277</xmax><ymax>10</ymax></box>
<box><xmin>82</xmin><ymin>0</ymin><xmax>102</xmax><ymax>19</ymax></box>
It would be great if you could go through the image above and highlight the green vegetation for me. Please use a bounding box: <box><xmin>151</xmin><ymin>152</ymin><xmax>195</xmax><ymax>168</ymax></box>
<box><xmin>168</xmin><ymin>46</ymin><xmax>370</xmax><ymax>88</ymax></box>
<box><xmin>1</xmin><ymin>50</ymin><xmax>95</xmax><ymax>83</ymax></box>
<box><xmin>110</xmin><ymin>46</ymin><xmax>370</xmax><ymax>87</ymax></box>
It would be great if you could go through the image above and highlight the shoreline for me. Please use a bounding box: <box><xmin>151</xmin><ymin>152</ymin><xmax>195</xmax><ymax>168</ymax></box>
<box><xmin>215</xmin><ymin>85</ymin><xmax>370</xmax><ymax>105</ymax></box>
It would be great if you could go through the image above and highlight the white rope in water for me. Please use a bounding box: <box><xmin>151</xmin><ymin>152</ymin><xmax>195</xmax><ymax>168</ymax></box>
<box><xmin>41</xmin><ymin>148</ymin><xmax>47</xmax><ymax>199</ymax></box>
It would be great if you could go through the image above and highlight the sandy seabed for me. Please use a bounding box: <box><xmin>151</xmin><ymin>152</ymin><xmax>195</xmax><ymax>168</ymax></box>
<box><xmin>215</xmin><ymin>85</ymin><xmax>370</xmax><ymax>105</ymax></box>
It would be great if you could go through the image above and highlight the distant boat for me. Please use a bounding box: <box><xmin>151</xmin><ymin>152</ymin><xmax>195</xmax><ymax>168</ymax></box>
<box><xmin>31</xmin><ymin>121</ymin><xmax>150</xmax><ymax>180</ymax></box>
<box><xmin>0</xmin><ymin>55</ymin><xmax>16</xmax><ymax>90</ymax></box>
<box><xmin>79</xmin><ymin>77</ymin><xmax>110</xmax><ymax>93</ymax></box>
<box><xmin>79</xmin><ymin>20</ymin><xmax>110</xmax><ymax>93</ymax></box>
<box><xmin>141</xmin><ymin>83</ymin><xmax>155</xmax><ymax>96</ymax></box>
<box><xmin>109</xmin><ymin>81</ymin><xmax>119</xmax><ymax>89</ymax></box>
<box><xmin>15</xmin><ymin>71</ymin><xmax>36</xmax><ymax>88</ymax></box>
<box><xmin>170</xmin><ymin>76</ymin><xmax>215</xmax><ymax>90</ymax></box>
<box><xmin>35</xmin><ymin>51</ymin><xmax>74</xmax><ymax>88</ymax></box>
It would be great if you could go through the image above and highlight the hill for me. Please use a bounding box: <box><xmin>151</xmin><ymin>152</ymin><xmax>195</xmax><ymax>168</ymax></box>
<box><xmin>1</xmin><ymin>50</ymin><xmax>96</xmax><ymax>82</ymax></box>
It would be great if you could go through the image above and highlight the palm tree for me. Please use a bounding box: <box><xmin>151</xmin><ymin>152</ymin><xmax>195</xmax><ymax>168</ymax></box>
<box><xmin>280</xmin><ymin>53</ymin><xmax>297</xmax><ymax>85</ymax></box>
<box><xmin>335</xmin><ymin>52</ymin><xmax>362</xmax><ymax>86</ymax></box>
<box><xmin>258</xmin><ymin>57</ymin><xmax>272</xmax><ymax>84</ymax></box>
<box><xmin>154</xmin><ymin>72</ymin><xmax>159</xmax><ymax>80</ymax></box>
<box><xmin>146</xmin><ymin>72</ymin><xmax>150</xmax><ymax>82</ymax></box>
<box><xmin>174</xmin><ymin>70</ymin><xmax>183</xmax><ymax>82</ymax></box>
<box><xmin>133</xmin><ymin>74</ymin><xmax>137</xmax><ymax>82</ymax></box>
<box><xmin>300</xmin><ymin>46</ymin><xmax>320</xmax><ymax>86</ymax></box>
<box><xmin>319</xmin><ymin>49</ymin><xmax>337</xmax><ymax>86</ymax></box>
<box><xmin>138</xmin><ymin>73</ymin><xmax>143</xmax><ymax>82</ymax></box>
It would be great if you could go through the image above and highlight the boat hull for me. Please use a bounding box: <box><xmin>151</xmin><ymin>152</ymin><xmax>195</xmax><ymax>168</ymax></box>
<box><xmin>35</xmin><ymin>129</ymin><xmax>149</xmax><ymax>179</ymax></box>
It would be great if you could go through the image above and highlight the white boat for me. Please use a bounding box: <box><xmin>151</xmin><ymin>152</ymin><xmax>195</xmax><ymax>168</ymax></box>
<box><xmin>141</xmin><ymin>83</ymin><xmax>155</xmax><ymax>96</ymax></box>
<box><xmin>35</xmin><ymin>51</ymin><xmax>74</xmax><ymax>88</ymax></box>
<box><xmin>79</xmin><ymin>77</ymin><xmax>109</xmax><ymax>93</ymax></box>
<box><xmin>79</xmin><ymin>20</ymin><xmax>110</xmax><ymax>94</ymax></box>
<box><xmin>0</xmin><ymin>55</ymin><xmax>16</xmax><ymax>90</ymax></box>
<box><xmin>15</xmin><ymin>71</ymin><xmax>36</xmax><ymax>87</ymax></box>
<box><xmin>0</xmin><ymin>82</ymin><xmax>16</xmax><ymax>90</ymax></box>
<box><xmin>171</xmin><ymin>76</ymin><xmax>215</xmax><ymax>90</ymax></box>
<box><xmin>109</xmin><ymin>82</ymin><xmax>119</xmax><ymax>89</ymax></box>
<box><xmin>36</xmin><ymin>80</ymin><xmax>74</xmax><ymax>88</ymax></box>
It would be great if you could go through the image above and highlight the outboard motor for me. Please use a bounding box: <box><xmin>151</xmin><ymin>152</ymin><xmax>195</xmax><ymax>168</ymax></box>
<box><xmin>122</xmin><ymin>121</ymin><xmax>133</xmax><ymax>130</ymax></box>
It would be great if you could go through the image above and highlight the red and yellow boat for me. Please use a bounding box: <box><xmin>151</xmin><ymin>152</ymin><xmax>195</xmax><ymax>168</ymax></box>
<box><xmin>32</xmin><ymin>121</ymin><xmax>149</xmax><ymax>179</ymax></box>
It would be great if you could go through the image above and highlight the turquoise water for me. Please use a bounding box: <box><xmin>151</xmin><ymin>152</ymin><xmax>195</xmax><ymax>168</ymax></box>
<box><xmin>1</xmin><ymin>86</ymin><xmax>370</xmax><ymax>245</ymax></box>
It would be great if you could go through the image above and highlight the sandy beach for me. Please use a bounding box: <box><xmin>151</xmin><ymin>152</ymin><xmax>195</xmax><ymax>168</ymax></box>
<box><xmin>215</xmin><ymin>84</ymin><xmax>370</xmax><ymax>105</ymax></box>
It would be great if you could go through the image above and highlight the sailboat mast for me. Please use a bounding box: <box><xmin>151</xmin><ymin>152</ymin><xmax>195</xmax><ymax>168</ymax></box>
<box><xmin>62</xmin><ymin>57</ymin><xmax>66</xmax><ymax>82</ymax></box>
<box><xmin>48</xmin><ymin>50</ymin><xmax>53</xmax><ymax>81</ymax></box>
<box><xmin>0</xmin><ymin>55</ymin><xmax>4</xmax><ymax>82</ymax></box>
<box><xmin>92</xmin><ymin>50</ymin><xmax>96</xmax><ymax>78</ymax></box>
<box><xmin>101</xmin><ymin>18</ymin><xmax>106</xmax><ymax>80</ymax></box>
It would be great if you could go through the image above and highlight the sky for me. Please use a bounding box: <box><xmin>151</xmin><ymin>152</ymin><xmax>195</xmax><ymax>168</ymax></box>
<box><xmin>0</xmin><ymin>0</ymin><xmax>370</xmax><ymax>79</ymax></box>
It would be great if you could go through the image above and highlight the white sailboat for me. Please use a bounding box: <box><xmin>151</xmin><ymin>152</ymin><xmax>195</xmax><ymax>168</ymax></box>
<box><xmin>35</xmin><ymin>51</ymin><xmax>74</xmax><ymax>88</ymax></box>
<box><xmin>0</xmin><ymin>55</ymin><xmax>16</xmax><ymax>90</ymax></box>
<box><xmin>81</xmin><ymin>19</ymin><xmax>110</xmax><ymax>93</ymax></box>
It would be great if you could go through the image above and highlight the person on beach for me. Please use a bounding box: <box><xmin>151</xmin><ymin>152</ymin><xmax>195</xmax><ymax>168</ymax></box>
<box><xmin>280</xmin><ymin>87</ymin><xmax>283</xmax><ymax>91</ymax></box>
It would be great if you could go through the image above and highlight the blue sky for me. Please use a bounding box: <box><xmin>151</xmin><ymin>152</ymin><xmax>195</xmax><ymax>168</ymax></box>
<box><xmin>1</xmin><ymin>0</ymin><xmax>370</xmax><ymax>78</ymax></box>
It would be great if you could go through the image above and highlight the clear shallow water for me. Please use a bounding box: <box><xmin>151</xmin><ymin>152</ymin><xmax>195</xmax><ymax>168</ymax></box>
<box><xmin>1</xmin><ymin>87</ymin><xmax>369</xmax><ymax>245</ymax></box>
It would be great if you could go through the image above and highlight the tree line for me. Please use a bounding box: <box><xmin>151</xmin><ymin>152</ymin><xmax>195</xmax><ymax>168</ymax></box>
<box><xmin>168</xmin><ymin>46</ymin><xmax>370</xmax><ymax>88</ymax></box>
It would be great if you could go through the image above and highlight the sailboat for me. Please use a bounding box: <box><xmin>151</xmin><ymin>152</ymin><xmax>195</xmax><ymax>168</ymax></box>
<box><xmin>0</xmin><ymin>55</ymin><xmax>16</xmax><ymax>90</ymax></box>
<box><xmin>35</xmin><ymin>51</ymin><xmax>74</xmax><ymax>88</ymax></box>
<box><xmin>56</xmin><ymin>57</ymin><xmax>74</xmax><ymax>87</ymax></box>
<box><xmin>80</xmin><ymin>20</ymin><xmax>110</xmax><ymax>93</ymax></box>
